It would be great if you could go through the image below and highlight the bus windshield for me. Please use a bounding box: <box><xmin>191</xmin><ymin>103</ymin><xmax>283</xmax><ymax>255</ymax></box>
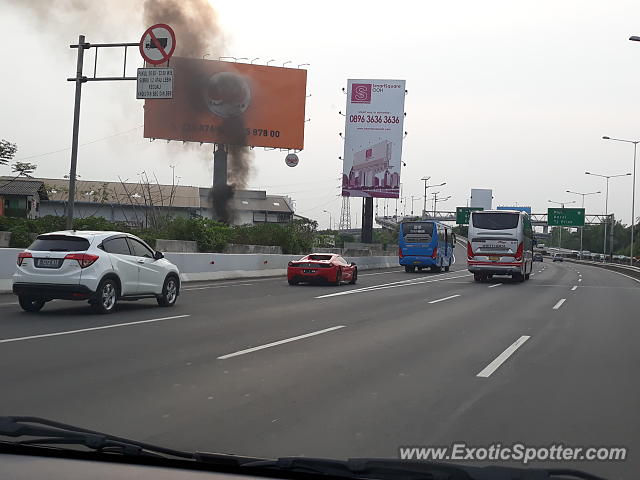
<box><xmin>401</xmin><ymin>222</ymin><xmax>434</xmax><ymax>244</ymax></box>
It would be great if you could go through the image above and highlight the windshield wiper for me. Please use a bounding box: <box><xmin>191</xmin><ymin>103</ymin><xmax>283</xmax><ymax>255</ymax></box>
<box><xmin>0</xmin><ymin>416</ymin><xmax>196</xmax><ymax>459</ymax></box>
<box><xmin>0</xmin><ymin>417</ymin><xmax>607</xmax><ymax>480</ymax></box>
<box><xmin>244</xmin><ymin>457</ymin><xmax>608</xmax><ymax>480</ymax></box>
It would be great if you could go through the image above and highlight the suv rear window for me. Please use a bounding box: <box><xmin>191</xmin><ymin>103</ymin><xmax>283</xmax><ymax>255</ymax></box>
<box><xmin>28</xmin><ymin>235</ymin><xmax>90</xmax><ymax>252</ymax></box>
<box><xmin>472</xmin><ymin>213</ymin><xmax>519</xmax><ymax>230</ymax></box>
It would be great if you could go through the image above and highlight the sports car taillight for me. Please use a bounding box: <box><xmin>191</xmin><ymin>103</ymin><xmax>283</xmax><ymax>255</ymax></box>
<box><xmin>64</xmin><ymin>253</ymin><xmax>99</xmax><ymax>268</ymax></box>
<box><xmin>514</xmin><ymin>242</ymin><xmax>524</xmax><ymax>261</ymax></box>
<box><xmin>17</xmin><ymin>252</ymin><xmax>32</xmax><ymax>266</ymax></box>
<box><xmin>467</xmin><ymin>242</ymin><xmax>474</xmax><ymax>260</ymax></box>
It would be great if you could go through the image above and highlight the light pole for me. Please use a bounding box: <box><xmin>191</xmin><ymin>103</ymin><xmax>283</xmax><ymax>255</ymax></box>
<box><xmin>548</xmin><ymin>199</ymin><xmax>576</xmax><ymax>249</ymax></box>
<box><xmin>585</xmin><ymin>171</ymin><xmax>632</xmax><ymax>259</ymax></box>
<box><xmin>602</xmin><ymin>136</ymin><xmax>638</xmax><ymax>265</ymax></box>
<box><xmin>566</xmin><ymin>190</ymin><xmax>600</xmax><ymax>256</ymax></box>
<box><xmin>421</xmin><ymin>176</ymin><xmax>446</xmax><ymax>218</ymax></box>
<box><xmin>410</xmin><ymin>195</ymin><xmax>420</xmax><ymax>216</ymax></box>
<box><xmin>433</xmin><ymin>194</ymin><xmax>451</xmax><ymax>217</ymax></box>
<box><xmin>323</xmin><ymin>210</ymin><xmax>332</xmax><ymax>230</ymax></box>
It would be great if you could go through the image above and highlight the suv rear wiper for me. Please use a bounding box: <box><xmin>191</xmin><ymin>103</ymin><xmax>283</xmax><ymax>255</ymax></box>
<box><xmin>244</xmin><ymin>457</ymin><xmax>608</xmax><ymax>480</ymax></box>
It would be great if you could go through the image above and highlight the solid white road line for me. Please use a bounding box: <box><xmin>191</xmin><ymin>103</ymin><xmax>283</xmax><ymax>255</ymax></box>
<box><xmin>360</xmin><ymin>270</ymin><xmax>404</xmax><ymax>276</ymax></box>
<box><xmin>183</xmin><ymin>283</ymin><xmax>254</xmax><ymax>291</ymax></box>
<box><xmin>553</xmin><ymin>298</ymin><xmax>566</xmax><ymax>310</ymax></box>
<box><xmin>315</xmin><ymin>273</ymin><xmax>472</xmax><ymax>299</ymax></box>
<box><xmin>0</xmin><ymin>315</ymin><xmax>190</xmax><ymax>344</ymax></box>
<box><xmin>217</xmin><ymin>325</ymin><xmax>346</xmax><ymax>359</ymax></box>
<box><xmin>488</xmin><ymin>283</ymin><xmax>501</xmax><ymax>288</ymax></box>
<box><xmin>428</xmin><ymin>294</ymin><xmax>460</xmax><ymax>304</ymax></box>
<box><xmin>571</xmin><ymin>286</ymin><xmax>578</xmax><ymax>291</ymax></box>
<box><xmin>578</xmin><ymin>278</ymin><xmax>582</xmax><ymax>282</ymax></box>
<box><xmin>0</xmin><ymin>302</ymin><xmax>18</xmax><ymax>307</ymax></box>
<box><xmin>477</xmin><ymin>335</ymin><xmax>531</xmax><ymax>378</ymax></box>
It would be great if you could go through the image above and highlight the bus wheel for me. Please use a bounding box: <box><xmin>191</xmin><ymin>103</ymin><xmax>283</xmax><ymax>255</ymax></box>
<box><xmin>405</xmin><ymin>266</ymin><xmax>416</xmax><ymax>273</ymax></box>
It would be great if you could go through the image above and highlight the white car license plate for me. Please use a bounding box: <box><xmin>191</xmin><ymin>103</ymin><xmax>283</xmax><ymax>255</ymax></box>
<box><xmin>303</xmin><ymin>269</ymin><xmax>316</xmax><ymax>274</ymax></box>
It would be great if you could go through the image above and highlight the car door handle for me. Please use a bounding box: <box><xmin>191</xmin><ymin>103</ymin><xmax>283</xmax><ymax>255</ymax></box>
<box><xmin>137</xmin><ymin>259</ymin><xmax>145</xmax><ymax>264</ymax></box>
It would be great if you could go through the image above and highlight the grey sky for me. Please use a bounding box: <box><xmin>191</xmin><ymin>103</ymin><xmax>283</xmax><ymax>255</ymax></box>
<box><xmin>2</xmin><ymin>0</ymin><xmax>640</xmax><ymax>229</ymax></box>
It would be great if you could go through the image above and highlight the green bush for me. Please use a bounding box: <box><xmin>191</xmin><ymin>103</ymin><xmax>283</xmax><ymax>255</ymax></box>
<box><xmin>0</xmin><ymin>215</ymin><xmax>318</xmax><ymax>253</ymax></box>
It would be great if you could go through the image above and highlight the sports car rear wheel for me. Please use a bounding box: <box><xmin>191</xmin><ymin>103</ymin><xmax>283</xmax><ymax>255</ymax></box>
<box><xmin>349</xmin><ymin>268</ymin><xmax>358</xmax><ymax>285</ymax></box>
<box><xmin>332</xmin><ymin>268</ymin><xmax>342</xmax><ymax>286</ymax></box>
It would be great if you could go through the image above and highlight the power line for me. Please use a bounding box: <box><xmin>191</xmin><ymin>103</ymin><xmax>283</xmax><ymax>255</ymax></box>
<box><xmin>13</xmin><ymin>125</ymin><xmax>143</xmax><ymax>162</ymax></box>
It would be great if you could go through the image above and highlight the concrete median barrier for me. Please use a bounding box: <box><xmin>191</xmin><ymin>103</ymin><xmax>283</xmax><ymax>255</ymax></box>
<box><xmin>0</xmin><ymin>248</ymin><xmax>400</xmax><ymax>292</ymax></box>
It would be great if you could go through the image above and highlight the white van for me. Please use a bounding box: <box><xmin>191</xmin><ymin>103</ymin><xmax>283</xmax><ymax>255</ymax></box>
<box><xmin>467</xmin><ymin>210</ymin><xmax>534</xmax><ymax>282</ymax></box>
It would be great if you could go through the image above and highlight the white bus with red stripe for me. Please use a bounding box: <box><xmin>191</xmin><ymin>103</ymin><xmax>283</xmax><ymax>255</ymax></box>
<box><xmin>467</xmin><ymin>210</ymin><xmax>534</xmax><ymax>282</ymax></box>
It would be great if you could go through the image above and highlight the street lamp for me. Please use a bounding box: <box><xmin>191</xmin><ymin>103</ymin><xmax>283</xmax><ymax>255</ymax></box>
<box><xmin>585</xmin><ymin>171</ymin><xmax>632</xmax><ymax>258</ymax></box>
<box><xmin>421</xmin><ymin>176</ymin><xmax>446</xmax><ymax>217</ymax></box>
<box><xmin>548</xmin><ymin>199</ymin><xmax>576</xmax><ymax>249</ymax></box>
<box><xmin>566</xmin><ymin>190</ymin><xmax>600</xmax><ymax>256</ymax></box>
<box><xmin>602</xmin><ymin>135</ymin><xmax>638</xmax><ymax>265</ymax></box>
<box><xmin>432</xmin><ymin>194</ymin><xmax>451</xmax><ymax>217</ymax></box>
<box><xmin>323</xmin><ymin>209</ymin><xmax>332</xmax><ymax>230</ymax></box>
<box><xmin>410</xmin><ymin>195</ymin><xmax>420</xmax><ymax>216</ymax></box>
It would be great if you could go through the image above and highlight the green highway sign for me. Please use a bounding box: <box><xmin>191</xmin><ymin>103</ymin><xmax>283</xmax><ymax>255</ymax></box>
<box><xmin>456</xmin><ymin>206</ymin><xmax>483</xmax><ymax>225</ymax></box>
<box><xmin>547</xmin><ymin>208</ymin><xmax>585</xmax><ymax>227</ymax></box>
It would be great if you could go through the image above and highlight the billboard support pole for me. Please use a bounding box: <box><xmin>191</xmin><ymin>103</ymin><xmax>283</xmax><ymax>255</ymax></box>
<box><xmin>362</xmin><ymin>197</ymin><xmax>373</xmax><ymax>243</ymax></box>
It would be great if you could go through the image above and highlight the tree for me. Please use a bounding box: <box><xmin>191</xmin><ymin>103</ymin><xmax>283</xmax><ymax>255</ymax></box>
<box><xmin>11</xmin><ymin>161</ymin><xmax>37</xmax><ymax>178</ymax></box>
<box><xmin>0</xmin><ymin>139</ymin><xmax>17</xmax><ymax>165</ymax></box>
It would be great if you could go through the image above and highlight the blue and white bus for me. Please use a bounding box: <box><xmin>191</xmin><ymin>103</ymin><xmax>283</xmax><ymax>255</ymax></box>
<box><xmin>398</xmin><ymin>220</ymin><xmax>456</xmax><ymax>273</ymax></box>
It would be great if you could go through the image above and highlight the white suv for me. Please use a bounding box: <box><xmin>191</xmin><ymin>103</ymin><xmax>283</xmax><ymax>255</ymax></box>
<box><xmin>13</xmin><ymin>230</ymin><xmax>181</xmax><ymax>314</ymax></box>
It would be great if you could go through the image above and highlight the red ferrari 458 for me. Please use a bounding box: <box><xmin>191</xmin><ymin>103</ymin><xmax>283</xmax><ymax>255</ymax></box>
<box><xmin>287</xmin><ymin>254</ymin><xmax>357</xmax><ymax>286</ymax></box>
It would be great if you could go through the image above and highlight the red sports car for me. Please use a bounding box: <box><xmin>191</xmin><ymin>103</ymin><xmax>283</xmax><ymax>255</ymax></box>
<box><xmin>287</xmin><ymin>253</ymin><xmax>358</xmax><ymax>286</ymax></box>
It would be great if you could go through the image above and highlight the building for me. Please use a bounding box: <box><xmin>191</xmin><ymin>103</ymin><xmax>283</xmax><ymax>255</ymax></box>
<box><xmin>0</xmin><ymin>177</ymin><xmax>48</xmax><ymax>218</ymax></box>
<box><xmin>0</xmin><ymin>177</ymin><xmax>295</xmax><ymax>227</ymax></box>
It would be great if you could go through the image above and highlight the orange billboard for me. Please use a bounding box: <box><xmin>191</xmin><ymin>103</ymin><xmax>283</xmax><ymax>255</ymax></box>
<box><xmin>144</xmin><ymin>57</ymin><xmax>307</xmax><ymax>149</ymax></box>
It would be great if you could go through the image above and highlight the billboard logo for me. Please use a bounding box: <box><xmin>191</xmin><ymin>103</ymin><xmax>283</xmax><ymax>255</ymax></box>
<box><xmin>365</xmin><ymin>148</ymin><xmax>373</xmax><ymax>158</ymax></box>
<box><xmin>351</xmin><ymin>83</ymin><xmax>372</xmax><ymax>104</ymax></box>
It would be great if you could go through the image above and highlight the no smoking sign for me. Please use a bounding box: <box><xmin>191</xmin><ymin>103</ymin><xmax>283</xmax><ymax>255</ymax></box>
<box><xmin>139</xmin><ymin>23</ymin><xmax>176</xmax><ymax>65</ymax></box>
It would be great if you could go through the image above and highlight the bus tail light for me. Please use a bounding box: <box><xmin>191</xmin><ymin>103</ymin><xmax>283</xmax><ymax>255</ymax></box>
<box><xmin>514</xmin><ymin>242</ymin><xmax>524</xmax><ymax>261</ymax></box>
<box><xmin>399</xmin><ymin>247</ymin><xmax>404</xmax><ymax>258</ymax></box>
<box><xmin>467</xmin><ymin>242</ymin><xmax>474</xmax><ymax>259</ymax></box>
<box><xmin>431</xmin><ymin>247</ymin><xmax>438</xmax><ymax>259</ymax></box>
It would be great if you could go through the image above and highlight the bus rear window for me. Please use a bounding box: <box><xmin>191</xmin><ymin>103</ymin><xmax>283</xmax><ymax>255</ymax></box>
<box><xmin>472</xmin><ymin>213</ymin><xmax>519</xmax><ymax>230</ymax></box>
<box><xmin>402</xmin><ymin>222</ymin><xmax>434</xmax><ymax>243</ymax></box>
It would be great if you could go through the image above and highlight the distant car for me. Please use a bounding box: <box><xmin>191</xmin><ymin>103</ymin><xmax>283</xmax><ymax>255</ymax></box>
<box><xmin>287</xmin><ymin>253</ymin><xmax>357</xmax><ymax>286</ymax></box>
<box><xmin>552</xmin><ymin>254</ymin><xmax>564</xmax><ymax>262</ymax></box>
<box><xmin>13</xmin><ymin>231</ymin><xmax>180</xmax><ymax>314</ymax></box>
<box><xmin>533</xmin><ymin>253</ymin><xmax>544</xmax><ymax>262</ymax></box>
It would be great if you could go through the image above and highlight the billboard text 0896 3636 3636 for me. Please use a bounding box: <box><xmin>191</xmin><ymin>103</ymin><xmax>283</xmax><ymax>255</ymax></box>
<box><xmin>143</xmin><ymin>57</ymin><xmax>307</xmax><ymax>150</ymax></box>
<box><xmin>341</xmin><ymin>79</ymin><xmax>406</xmax><ymax>199</ymax></box>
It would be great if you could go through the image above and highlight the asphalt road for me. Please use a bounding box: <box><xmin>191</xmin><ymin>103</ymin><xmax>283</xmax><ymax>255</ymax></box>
<box><xmin>1</xmin><ymin>247</ymin><xmax>638</xmax><ymax>479</ymax></box>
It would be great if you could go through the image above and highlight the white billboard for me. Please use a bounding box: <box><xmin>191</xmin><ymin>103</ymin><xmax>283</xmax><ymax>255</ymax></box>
<box><xmin>341</xmin><ymin>79</ymin><xmax>406</xmax><ymax>198</ymax></box>
<box><xmin>470</xmin><ymin>189</ymin><xmax>493</xmax><ymax>210</ymax></box>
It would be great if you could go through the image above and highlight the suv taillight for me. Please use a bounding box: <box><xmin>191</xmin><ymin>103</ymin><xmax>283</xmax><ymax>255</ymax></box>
<box><xmin>65</xmin><ymin>253</ymin><xmax>99</xmax><ymax>268</ymax></box>
<box><xmin>467</xmin><ymin>242</ymin><xmax>474</xmax><ymax>260</ymax></box>
<box><xmin>514</xmin><ymin>242</ymin><xmax>524</xmax><ymax>261</ymax></box>
<box><xmin>17</xmin><ymin>252</ymin><xmax>32</xmax><ymax>266</ymax></box>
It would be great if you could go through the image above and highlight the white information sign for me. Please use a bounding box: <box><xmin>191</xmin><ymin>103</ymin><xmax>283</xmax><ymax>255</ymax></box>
<box><xmin>342</xmin><ymin>79</ymin><xmax>406</xmax><ymax>198</ymax></box>
<box><xmin>136</xmin><ymin>68</ymin><xmax>174</xmax><ymax>99</ymax></box>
